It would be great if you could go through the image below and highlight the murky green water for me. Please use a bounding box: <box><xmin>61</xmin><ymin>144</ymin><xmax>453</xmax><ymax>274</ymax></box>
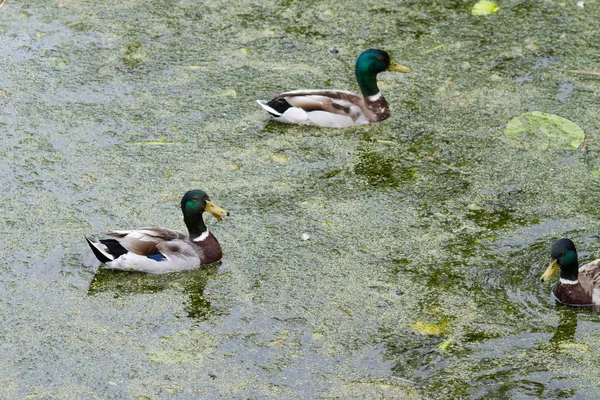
<box><xmin>1</xmin><ymin>0</ymin><xmax>600</xmax><ymax>398</ymax></box>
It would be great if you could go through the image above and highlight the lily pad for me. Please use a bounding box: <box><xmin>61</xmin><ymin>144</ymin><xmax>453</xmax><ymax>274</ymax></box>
<box><xmin>472</xmin><ymin>0</ymin><xmax>500</xmax><ymax>16</ymax></box>
<box><xmin>505</xmin><ymin>111</ymin><xmax>585</xmax><ymax>150</ymax></box>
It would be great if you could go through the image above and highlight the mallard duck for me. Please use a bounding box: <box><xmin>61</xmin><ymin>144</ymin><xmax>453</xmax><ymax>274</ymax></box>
<box><xmin>256</xmin><ymin>48</ymin><xmax>411</xmax><ymax>128</ymax></box>
<box><xmin>85</xmin><ymin>190</ymin><xmax>229</xmax><ymax>274</ymax></box>
<box><xmin>541</xmin><ymin>238</ymin><xmax>600</xmax><ymax>306</ymax></box>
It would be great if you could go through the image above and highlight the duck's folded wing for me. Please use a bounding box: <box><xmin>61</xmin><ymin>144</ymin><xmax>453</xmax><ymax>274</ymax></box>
<box><xmin>279</xmin><ymin>90</ymin><xmax>366</xmax><ymax>116</ymax></box>
<box><xmin>156</xmin><ymin>239</ymin><xmax>199</xmax><ymax>259</ymax></box>
<box><xmin>580</xmin><ymin>259</ymin><xmax>600</xmax><ymax>286</ymax></box>
<box><xmin>104</xmin><ymin>228</ymin><xmax>186</xmax><ymax>256</ymax></box>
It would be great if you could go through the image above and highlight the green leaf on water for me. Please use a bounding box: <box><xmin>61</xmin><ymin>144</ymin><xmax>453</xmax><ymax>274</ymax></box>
<box><xmin>472</xmin><ymin>0</ymin><xmax>500</xmax><ymax>15</ymax></box>
<box><xmin>505</xmin><ymin>111</ymin><xmax>585</xmax><ymax>150</ymax></box>
<box><xmin>216</xmin><ymin>89</ymin><xmax>237</xmax><ymax>98</ymax></box>
<box><xmin>423</xmin><ymin>44</ymin><xmax>447</xmax><ymax>54</ymax></box>
<box><xmin>269</xmin><ymin>154</ymin><xmax>289</xmax><ymax>163</ymax></box>
<box><xmin>410</xmin><ymin>321</ymin><xmax>449</xmax><ymax>335</ymax></box>
<box><xmin>558</xmin><ymin>342</ymin><xmax>589</xmax><ymax>351</ymax></box>
<box><xmin>438</xmin><ymin>337</ymin><xmax>453</xmax><ymax>350</ymax></box>
<box><xmin>66</xmin><ymin>20</ymin><xmax>83</xmax><ymax>28</ymax></box>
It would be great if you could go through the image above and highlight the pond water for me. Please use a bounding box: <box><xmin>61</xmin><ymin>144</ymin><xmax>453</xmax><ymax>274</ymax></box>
<box><xmin>1</xmin><ymin>0</ymin><xmax>600</xmax><ymax>398</ymax></box>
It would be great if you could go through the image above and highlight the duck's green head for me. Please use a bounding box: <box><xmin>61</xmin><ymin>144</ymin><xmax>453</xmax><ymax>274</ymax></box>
<box><xmin>355</xmin><ymin>49</ymin><xmax>411</xmax><ymax>97</ymax></box>
<box><xmin>541</xmin><ymin>238</ymin><xmax>579</xmax><ymax>282</ymax></box>
<box><xmin>181</xmin><ymin>189</ymin><xmax>229</xmax><ymax>223</ymax></box>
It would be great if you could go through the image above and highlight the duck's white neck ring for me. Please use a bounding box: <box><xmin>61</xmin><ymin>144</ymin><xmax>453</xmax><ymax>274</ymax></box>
<box><xmin>367</xmin><ymin>92</ymin><xmax>382</xmax><ymax>101</ymax></box>
<box><xmin>560</xmin><ymin>278</ymin><xmax>579</xmax><ymax>285</ymax></box>
<box><xmin>194</xmin><ymin>231</ymin><xmax>210</xmax><ymax>242</ymax></box>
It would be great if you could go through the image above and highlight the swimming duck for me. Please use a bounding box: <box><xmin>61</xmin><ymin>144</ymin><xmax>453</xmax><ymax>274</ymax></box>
<box><xmin>86</xmin><ymin>190</ymin><xmax>229</xmax><ymax>274</ymax></box>
<box><xmin>541</xmin><ymin>238</ymin><xmax>600</xmax><ymax>306</ymax></box>
<box><xmin>256</xmin><ymin>49</ymin><xmax>411</xmax><ymax>128</ymax></box>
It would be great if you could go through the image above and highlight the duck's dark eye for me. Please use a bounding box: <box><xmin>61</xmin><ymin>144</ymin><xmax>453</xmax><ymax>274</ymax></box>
<box><xmin>192</xmin><ymin>197</ymin><xmax>199</xmax><ymax>201</ymax></box>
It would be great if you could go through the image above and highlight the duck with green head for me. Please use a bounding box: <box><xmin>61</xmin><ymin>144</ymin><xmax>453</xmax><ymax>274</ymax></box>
<box><xmin>541</xmin><ymin>238</ymin><xmax>600</xmax><ymax>306</ymax></box>
<box><xmin>86</xmin><ymin>190</ymin><xmax>229</xmax><ymax>274</ymax></box>
<box><xmin>256</xmin><ymin>49</ymin><xmax>411</xmax><ymax>128</ymax></box>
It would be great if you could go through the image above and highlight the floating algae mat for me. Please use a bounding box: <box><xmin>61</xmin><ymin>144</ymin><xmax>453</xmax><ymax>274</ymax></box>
<box><xmin>506</xmin><ymin>111</ymin><xmax>585</xmax><ymax>150</ymax></box>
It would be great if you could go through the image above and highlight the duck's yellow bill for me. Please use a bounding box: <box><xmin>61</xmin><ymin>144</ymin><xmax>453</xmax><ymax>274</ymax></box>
<box><xmin>388</xmin><ymin>61</ymin><xmax>411</xmax><ymax>73</ymax></box>
<box><xmin>205</xmin><ymin>200</ymin><xmax>229</xmax><ymax>222</ymax></box>
<box><xmin>541</xmin><ymin>259</ymin><xmax>559</xmax><ymax>282</ymax></box>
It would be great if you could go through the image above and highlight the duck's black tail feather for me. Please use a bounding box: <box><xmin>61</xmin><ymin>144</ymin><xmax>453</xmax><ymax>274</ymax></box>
<box><xmin>85</xmin><ymin>236</ymin><xmax>128</xmax><ymax>263</ymax></box>
<box><xmin>266</xmin><ymin>98</ymin><xmax>292</xmax><ymax>115</ymax></box>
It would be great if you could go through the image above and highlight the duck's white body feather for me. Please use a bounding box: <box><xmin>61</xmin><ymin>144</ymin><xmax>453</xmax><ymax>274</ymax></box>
<box><xmin>103</xmin><ymin>246</ymin><xmax>202</xmax><ymax>274</ymax></box>
<box><xmin>257</xmin><ymin>89</ymin><xmax>379</xmax><ymax>128</ymax></box>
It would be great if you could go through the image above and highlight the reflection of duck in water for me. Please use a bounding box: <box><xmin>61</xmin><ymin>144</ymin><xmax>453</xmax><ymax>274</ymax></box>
<box><xmin>88</xmin><ymin>266</ymin><xmax>219</xmax><ymax>321</ymax></box>
<box><xmin>548</xmin><ymin>307</ymin><xmax>578</xmax><ymax>347</ymax></box>
<box><xmin>86</xmin><ymin>190</ymin><xmax>228</xmax><ymax>274</ymax></box>
<box><xmin>541</xmin><ymin>238</ymin><xmax>600</xmax><ymax>306</ymax></box>
<box><xmin>257</xmin><ymin>49</ymin><xmax>411</xmax><ymax>128</ymax></box>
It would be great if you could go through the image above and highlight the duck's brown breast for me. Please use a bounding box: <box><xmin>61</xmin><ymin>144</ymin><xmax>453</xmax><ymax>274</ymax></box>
<box><xmin>194</xmin><ymin>232</ymin><xmax>222</xmax><ymax>266</ymax></box>
<box><xmin>554</xmin><ymin>282</ymin><xmax>594</xmax><ymax>305</ymax></box>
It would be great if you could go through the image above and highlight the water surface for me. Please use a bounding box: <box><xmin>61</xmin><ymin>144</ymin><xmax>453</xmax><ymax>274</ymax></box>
<box><xmin>1</xmin><ymin>0</ymin><xmax>600</xmax><ymax>398</ymax></box>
